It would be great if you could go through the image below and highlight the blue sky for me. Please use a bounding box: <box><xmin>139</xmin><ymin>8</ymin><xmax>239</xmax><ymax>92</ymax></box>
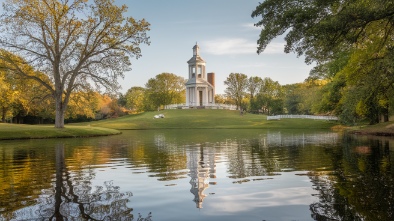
<box><xmin>119</xmin><ymin>0</ymin><xmax>313</xmax><ymax>95</ymax></box>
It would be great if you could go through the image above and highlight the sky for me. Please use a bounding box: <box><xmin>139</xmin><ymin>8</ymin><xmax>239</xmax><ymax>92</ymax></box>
<box><xmin>117</xmin><ymin>0</ymin><xmax>314</xmax><ymax>95</ymax></box>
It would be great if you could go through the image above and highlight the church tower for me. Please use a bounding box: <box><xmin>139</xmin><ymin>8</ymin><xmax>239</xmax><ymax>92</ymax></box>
<box><xmin>185</xmin><ymin>43</ymin><xmax>215</xmax><ymax>107</ymax></box>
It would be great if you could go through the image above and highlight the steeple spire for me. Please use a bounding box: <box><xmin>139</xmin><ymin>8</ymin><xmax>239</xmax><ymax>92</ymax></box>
<box><xmin>193</xmin><ymin>43</ymin><xmax>199</xmax><ymax>56</ymax></box>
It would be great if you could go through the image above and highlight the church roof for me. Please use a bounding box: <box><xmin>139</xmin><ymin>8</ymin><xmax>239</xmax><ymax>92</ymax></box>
<box><xmin>187</xmin><ymin>55</ymin><xmax>205</xmax><ymax>64</ymax></box>
<box><xmin>185</xmin><ymin>77</ymin><xmax>214</xmax><ymax>88</ymax></box>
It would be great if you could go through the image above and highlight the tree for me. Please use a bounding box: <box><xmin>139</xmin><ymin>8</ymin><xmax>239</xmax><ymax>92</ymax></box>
<box><xmin>0</xmin><ymin>72</ymin><xmax>17</xmax><ymax>122</ymax></box>
<box><xmin>254</xmin><ymin>77</ymin><xmax>284</xmax><ymax>115</ymax></box>
<box><xmin>283</xmin><ymin>84</ymin><xmax>302</xmax><ymax>114</ymax></box>
<box><xmin>340</xmin><ymin>22</ymin><xmax>394</xmax><ymax>123</ymax></box>
<box><xmin>145</xmin><ymin>73</ymin><xmax>185</xmax><ymax>110</ymax></box>
<box><xmin>125</xmin><ymin>86</ymin><xmax>146</xmax><ymax>113</ymax></box>
<box><xmin>251</xmin><ymin>0</ymin><xmax>394</xmax><ymax>63</ymax></box>
<box><xmin>66</xmin><ymin>90</ymin><xmax>100</xmax><ymax>121</ymax></box>
<box><xmin>11</xmin><ymin>72</ymin><xmax>55</xmax><ymax>124</ymax></box>
<box><xmin>247</xmin><ymin>76</ymin><xmax>263</xmax><ymax>99</ymax></box>
<box><xmin>0</xmin><ymin>0</ymin><xmax>150</xmax><ymax>128</ymax></box>
<box><xmin>0</xmin><ymin>57</ymin><xmax>54</xmax><ymax>123</ymax></box>
<box><xmin>224</xmin><ymin>73</ymin><xmax>248</xmax><ymax>110</ymax></box>
<box><xmin>252</xmin><ymin>0</ymin><xmax>394</xmax><ymax>123</ymax></box>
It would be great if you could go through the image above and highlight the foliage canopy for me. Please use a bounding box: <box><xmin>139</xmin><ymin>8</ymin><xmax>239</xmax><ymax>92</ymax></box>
<box><xmin>0</xmin><ymin>0</ymin><xmax>150</xmax><ymax>128</ymax></box>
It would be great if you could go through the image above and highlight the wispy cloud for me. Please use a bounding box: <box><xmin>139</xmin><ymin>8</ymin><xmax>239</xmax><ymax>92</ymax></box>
<box><xmin>264</xmin><ymin>42</ymin><xmax>286</xmax><ymax>54</ymax></box>
<box><xmin>202</xmin><ymin>38</ymin><xmax>255</xmax><ymax>55</ymax></box>
<box><xmin>201</xmin><ymin>38</ymin><xmax>285</xmax><ymax>55</ymax></box>
<box><xmin>241</xmin><ymin>23</ymin><xmax>261</xmax><ymax>30</ymax></box>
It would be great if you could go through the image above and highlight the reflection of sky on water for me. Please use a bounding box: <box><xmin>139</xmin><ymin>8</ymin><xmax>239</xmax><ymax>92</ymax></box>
<box><xmin>1</xmin><ymin>130</ymin><xmax>349</xmax><ymax>220</ymax></box>
<box><xmin>88</xmin><ymin>147</ymin><xmax>320</xmax><ymax>220</ymax></box>
<box><xmin>205</xmin><ymin>172</ymin><xmax>316</xmax><ymax>214</ymax></box>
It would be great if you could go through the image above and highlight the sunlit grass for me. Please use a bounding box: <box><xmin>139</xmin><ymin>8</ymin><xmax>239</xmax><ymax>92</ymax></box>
<box><xmin>0</xmin><ymin>109</ymin><xmax>340</xmax><ymax>140</ymax></box>
<box><xmin>76</xmin><ymin>109</ymin><xmax>339</xmax><ymax>130</ymax></box>
<box><xmin>348</xmin><ymin>121</ymin><xmax>394</xmax><ymax>135</ymax></box>
<box><xmin>0</xmin><ymin>123</ymin><xmax>121</xmax><ymax>140</ymax></box>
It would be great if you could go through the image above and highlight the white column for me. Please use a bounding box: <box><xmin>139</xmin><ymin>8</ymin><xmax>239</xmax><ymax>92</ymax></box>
<box><xmin>195</xmin><ymin>87</ymin><xmax>198</xmax><ymax>106</ymax></box>
<box><xmin>204</xmin><ymin>87</ymin><xmax>208</xmax><ymax>106</ymax></box>
<box><xmin>211</xmin><ymin>88</ymin><xmax>215</xmax><ymax>104</ymax></box>
<box><xmin>190</xmin><ymin>87</ymin><xmax>193</xmax><ymax>106</ymax></box>
<box><xmin>186</xmin><ymin>86</ymin><xmax>189</xmax><ymax>106</ymax></box>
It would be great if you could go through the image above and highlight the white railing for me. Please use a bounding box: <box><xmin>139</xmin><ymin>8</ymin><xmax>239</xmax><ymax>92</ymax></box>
<box><xmin>165</xmin><ymin>103</ymin><xmax>237</xmax><ymax>110</ymax></box>
<box><xmin>267</xmin><ymin>115</ymin><xmax>338</xmax><ymax>121</ymax></box>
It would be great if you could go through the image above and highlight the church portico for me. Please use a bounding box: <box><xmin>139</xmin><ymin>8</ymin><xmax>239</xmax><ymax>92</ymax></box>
<box><xmin>185</xmin><ymin>43</ymin><xmax>215</xmax><ymax>108</ymax></box>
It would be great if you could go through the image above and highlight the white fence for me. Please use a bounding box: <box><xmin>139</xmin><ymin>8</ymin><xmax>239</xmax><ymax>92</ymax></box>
<box><xmin>267</xmin><ymin>115</ymin><xmax>338</xmax><ymax>121</ymax></box>
<box><xmin>165</xmin><ymin>103</ymin><xmax>237</xmax><ymax>110</ymax></box>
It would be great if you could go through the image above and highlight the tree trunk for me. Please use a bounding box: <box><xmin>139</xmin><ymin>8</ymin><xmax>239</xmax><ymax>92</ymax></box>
<box><xmin>384</xmin><ymin>114</ymin><xmax>389</xmax><ymax>122</ymax></box>
<box><xmin>55</xmin><ymin>95</ymin><xmax>65</xmax><ymax>128</ymax></box>
<box><xmin>383</xmin><ymin>105</ymin><xmax>389</xmax><ymax>122</ymax></box>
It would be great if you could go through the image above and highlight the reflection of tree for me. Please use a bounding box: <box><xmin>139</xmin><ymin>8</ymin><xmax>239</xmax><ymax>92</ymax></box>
<box><xmin>310</xmin><ymin>136</ymin><xmax>394</xmax><ymax>221</ymax></box>
<box><xmin>0</xmin><ymin>145</ymin><xmax>54</xmax><ymax>220</ymax></box>
<box><xmin>3</xmin><ymin>143</ymin><xmax>152</xmax><ymax>221</ymax></box>
<box><xmin>226</xmin><ymin>138</ymin><xmax>282</xmax><ymax>178</ymax></box>
<box><xmin>225</xmin><ymin>133</ymin><xmax>339</xmax><ymax>179</ymax></box>
<box><xmin>144</xmin><ymin>134</ymin><xmax>188</xmax><ymax>181</ymax></box>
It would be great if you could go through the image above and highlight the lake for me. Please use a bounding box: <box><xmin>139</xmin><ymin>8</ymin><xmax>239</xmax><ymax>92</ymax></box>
<box><xmin>1</xmin><ymin>129</ymin><xmax>393</xmax><ymax>221</ymax></box>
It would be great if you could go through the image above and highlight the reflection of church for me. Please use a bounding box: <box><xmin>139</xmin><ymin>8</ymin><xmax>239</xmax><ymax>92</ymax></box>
<box><xmin>187</xmin><ymin>145</ymin><xmax>216</xmax><ymax>208</ymax></box>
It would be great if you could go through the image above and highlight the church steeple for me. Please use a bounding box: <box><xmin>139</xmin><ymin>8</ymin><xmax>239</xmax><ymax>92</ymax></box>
<box><xmin>185</xmin><ymin>43</ymin><xmax>215</xmax><ymax>107</ymax></box>
<box><xmin>193</xmin><ymin>43</ymin><xmax>199</xmax><ymax>56</ymax></box>
<box><xmin>188</xmin><ymin>43</ymin><xmax>205</xmax><ymax>80</ymax></box>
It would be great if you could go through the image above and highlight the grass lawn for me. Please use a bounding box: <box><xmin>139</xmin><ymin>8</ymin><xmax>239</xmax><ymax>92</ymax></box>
<box><xmin>348</xmin><ymin>121</ymin><xmax>394</xmax><ymax>136</ymax></box>
<box><xmin>0</xmin><ymin>123</ymin><xmax>121</xmax><ymax>140</ymax></box>
<box><xmin>75</xmin><ymin>109</ymin><xmax>339</xmax><ymax>130</ymax></box>
<box><xmin>0</xmin><ymin>109</ymin><xmax>340</xmax><ymax>140</ymax></box>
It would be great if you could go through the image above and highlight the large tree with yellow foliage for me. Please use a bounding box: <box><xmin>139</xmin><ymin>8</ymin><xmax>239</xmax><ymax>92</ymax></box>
<box><xmin>0</xmin><ymin>0</ymin><xmax>150</xmax><ymax>128</ymax></box>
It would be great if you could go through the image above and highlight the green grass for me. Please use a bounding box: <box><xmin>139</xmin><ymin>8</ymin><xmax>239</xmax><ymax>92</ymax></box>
<box><xmin>75</xmin><ymin>109</ymin><xmax>339</xmax><ymax>130</ymax></box>
<box><xmin>0</xmin><ymin>109</ymin><xmax>340</xmax><ymax>140</ymax></box>
<box><xmin>347</xmin><ymin>121</ymin><xmax>394</xmax><ymax>136</ymax></box>
<box><xmin>0</xmin><ymin>123</ymin><xmax>121</xmax><ymax>140</ymax></box>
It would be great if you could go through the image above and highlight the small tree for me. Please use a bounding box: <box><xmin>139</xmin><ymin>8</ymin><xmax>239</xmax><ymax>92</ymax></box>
<box><xmin>247</xmin><ymin>76</ymin><xmax>263</xmax><ymax>99</ymax></box>
<box><xmin>145</xmin><ymin>73</ymin><xmax>185</xmax><ymax>110</ymax></box>
<box><xmin>0</xmin><ymin>0</ymin><xmax>150</xmax><ymax>128</ymax></box>
<box><xmin>224</xmin><ymin>73</ymin><xmax>248</xmax><ymax>110</ymax></box>
<box><xmin>125</xmin><ymin>86</ymin><xmax>146</xmax><ymax>113</ymax></box>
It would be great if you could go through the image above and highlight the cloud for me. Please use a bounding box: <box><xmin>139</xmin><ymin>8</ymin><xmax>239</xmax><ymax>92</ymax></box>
<box><xmin>201</xmin><ymin>38</ymin><xmax>285</xmax><ymax>55</ymax></box>
<box><xmin>263</xmin><ymin>42</ymin><xmax>286</xmax><ymax>54</ymax></box>
<box><xmin>241</xmin><ymin>23</ymin><xmax>261</xmax><ymax>30</ymax></box>
<box><xmin>201</xmin><ymin>38</ymin><xmax>257</xmax><ymax>55</ymax></box>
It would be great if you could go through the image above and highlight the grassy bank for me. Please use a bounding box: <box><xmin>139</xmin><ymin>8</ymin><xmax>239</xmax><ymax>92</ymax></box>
<box><xmin>348</xmin><ymin>121</ymin><xmax>394</xmax><ymax>136</ymax></box>
<box><xmin>76</xmin><ymin>109</ymin><xmax>339</xmax><ymax>130</ymax></box>
<box><xmin>0</xmin><ymin>123</ymin><xmax>121</xmax><ymax>140</ymax></box>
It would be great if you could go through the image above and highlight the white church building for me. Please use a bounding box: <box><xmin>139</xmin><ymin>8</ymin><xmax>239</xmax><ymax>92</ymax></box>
<box><xmin>185</xmin><ymin>43</ymin><xmax>215</xmax><ymax>107</ymax></box>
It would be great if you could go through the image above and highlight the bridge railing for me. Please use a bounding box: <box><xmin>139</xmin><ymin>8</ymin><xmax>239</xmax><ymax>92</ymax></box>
<box><xmin>267</xmin><ymin>115</ymin><xmax>338</xmax><ymax>121</ymax></box>
<box><xmin>165</xmin><ymin>103</ymin><xmax>237</xmax><ymax>110</ymax></box>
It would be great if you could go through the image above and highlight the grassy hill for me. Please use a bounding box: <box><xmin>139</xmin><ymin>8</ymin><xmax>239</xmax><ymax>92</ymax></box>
<box><xmin>76</xmin><ymin>109</ymin><xmax>339</xmax><ymax>130</ymax></box>
<box><xmin>0</xmin><ymin>109</ymin><xmax>340</xmax><ymax>140</ymax></box>
<box><xmin>4</xmin><ymin>109</ymin><xmax>394</xmax><ymax>140</ymax></box>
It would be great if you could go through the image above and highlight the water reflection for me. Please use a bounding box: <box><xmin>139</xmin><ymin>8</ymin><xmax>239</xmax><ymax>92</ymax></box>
<box><xmin>309</xmin><ymin>136</ymin><xmax>394</xmax><ymax>220</ymax></box>
<box><xmin>187</xmin><ymin>145</ymin><xmax>216</xmax><ymax>208</ymax></box>
<box><xmin>1</xmin><ymin>130</ymin><xmax>394</xmax><ymax>220</ymax></box>
<box><xmin>0</xmin><ymin>142</ymin><xmax>151</xmax><ymax>220</ymax></box>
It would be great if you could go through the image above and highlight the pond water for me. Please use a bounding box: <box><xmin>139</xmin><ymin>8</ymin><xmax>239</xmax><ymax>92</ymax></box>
<box><xmin>0</xmin><ymin>129</ymin><xmax>394</xmax><ymax>221</ymax></box>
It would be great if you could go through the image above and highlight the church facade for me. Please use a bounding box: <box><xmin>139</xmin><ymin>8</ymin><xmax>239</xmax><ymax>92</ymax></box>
<box><xmin>185</xmin><ymin>43</ymin><xmax>215</xmax><ymax>107</ymax></box>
